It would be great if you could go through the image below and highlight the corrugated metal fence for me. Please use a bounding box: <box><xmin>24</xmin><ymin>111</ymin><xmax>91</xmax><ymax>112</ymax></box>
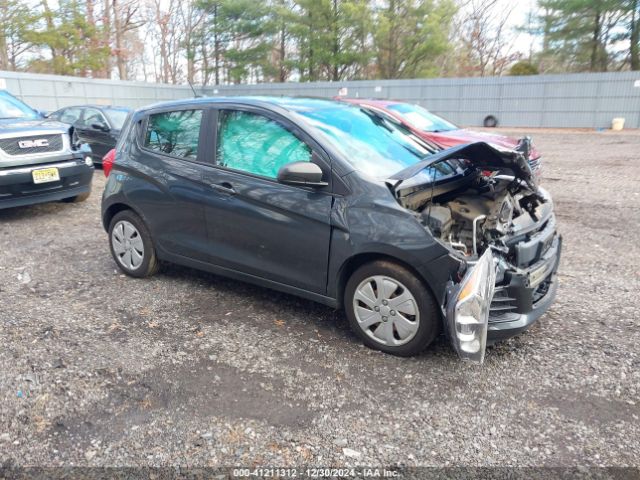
<box><xmin>2</xmin><ymin>70</ymin><xmax>640</xmax><ymax>128</ymax></box>
<box><xmin>0</xmin><ymin>71</ymin><xmax>195</xmax><ymax>112</ymax></box>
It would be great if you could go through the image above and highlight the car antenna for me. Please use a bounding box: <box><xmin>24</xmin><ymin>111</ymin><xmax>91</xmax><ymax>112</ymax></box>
<box><xmin>187</xmin><ymin>81</ymin><xmax>201</xmax><ymax>98</ymax></box>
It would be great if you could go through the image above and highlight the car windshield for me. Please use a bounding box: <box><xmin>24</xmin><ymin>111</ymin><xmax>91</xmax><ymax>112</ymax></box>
<box><xmin>295</xmin><ymin>103</ymin><xmax>465</xmax><ymax>181</ymax></box>
<box><xmin>104</xmin><ymin>108</ymin><xmax>129</xmax><ymax>129</ymax></box>
<box><xmin>0</xmin><ymin>91</ymin><xmax>40</xmax><ymax>120</ymax></box>
<box><xmin>387</xmin><ymin>103</ymin><xmax>457</xmax><ymax>133</ymax></box>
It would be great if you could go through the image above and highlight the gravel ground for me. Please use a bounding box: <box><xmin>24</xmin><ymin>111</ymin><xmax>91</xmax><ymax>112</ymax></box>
<box><xmin>1</xmin><ymin>129</ymin><xmax>639</xmax><ymax>470</ymax></box>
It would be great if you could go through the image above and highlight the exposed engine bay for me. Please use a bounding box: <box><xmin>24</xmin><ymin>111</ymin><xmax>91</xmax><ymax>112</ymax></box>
<box><xmin>419</xmin><ymin>173</ymin><xmax>545</xmax><ymax>258</ymax></box>
<box><xmin>389</xmin><ymin>141</ymin><xmax>549</xmax><ymax>261</ymax></box>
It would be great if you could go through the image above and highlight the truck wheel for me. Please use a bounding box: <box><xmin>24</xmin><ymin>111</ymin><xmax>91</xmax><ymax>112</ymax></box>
<box><xmin>108</xmin><ymin>210</ymin><xmax>159</xmax><ymax>278</ymax></box>
<box><xmin>62</xmin><ymin>191</ymin><xmax>91</xmax><ymax>203</ymax></box>
<box><xmin>344</xmin><ymin>260</ymin><xmax>440</xmax><ymax>357</ymax></box>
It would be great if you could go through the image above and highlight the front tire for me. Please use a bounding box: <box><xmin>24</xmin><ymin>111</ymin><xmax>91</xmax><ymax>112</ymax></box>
<box><xmin>108</xmin><ymin>210</ymin><xmax>159</xmax><ymax>278</ymax></box>
<box><xmin>344</xmin><ymin>260</ymin><xmax>440</xmax><ymax>357</ymax></box>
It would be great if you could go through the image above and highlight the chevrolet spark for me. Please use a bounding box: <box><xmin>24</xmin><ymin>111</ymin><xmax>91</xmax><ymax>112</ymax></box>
<box><xmin>101</xmin><ymin>97</ymin><xmax>561</xmax><ymax>362</ymax></box>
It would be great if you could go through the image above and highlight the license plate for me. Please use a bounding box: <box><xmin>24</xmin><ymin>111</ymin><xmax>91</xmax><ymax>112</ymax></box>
<box><xmin>529</xmin><ymin>263</ymin><xmax>550</xmax><ymax>287</ymax></box>
<box><xmin>32</xmin><ymin>167</ymin><xmax>60</xmax><ymax>184</ymax></box>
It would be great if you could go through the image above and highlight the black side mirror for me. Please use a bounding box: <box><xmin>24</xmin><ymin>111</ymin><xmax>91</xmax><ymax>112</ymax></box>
<box><xmin>92</xmin><ymin>122</ymin><xmax>110</xmax><ymax>132</ymax></box>
<box><xmin>277</xmin><ymin>161</ymin><xmax>327</xmax><ymax>187</ymax></box>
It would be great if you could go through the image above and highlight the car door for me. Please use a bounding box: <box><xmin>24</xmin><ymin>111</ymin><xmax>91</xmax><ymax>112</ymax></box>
<box><xmin>77</xmin><ymin>108</ymin><xmax>113</xmax><ymax>160</ymax></box>
<box><xmin>200</xmin><ymin>106</ymin><xmax>333</xmax><ymax>295</ymax></box>
<box><xmin>132</xmin><ymin>107</ymin><xmax>213</xmax><ymax>262</ymax></box>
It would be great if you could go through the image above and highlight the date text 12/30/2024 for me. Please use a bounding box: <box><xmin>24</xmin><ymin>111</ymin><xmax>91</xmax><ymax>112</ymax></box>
<box><xmin>233</xmin><ymin>468</ymin><xmax>400</xmax><ymax>478</ymax></box>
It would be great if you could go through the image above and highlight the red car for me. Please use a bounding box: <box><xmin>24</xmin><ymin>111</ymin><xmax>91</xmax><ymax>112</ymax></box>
<box><xmin>337</xmin><ymin>98</ymin><xmax>542</xmax><ymax>175</ymax></box>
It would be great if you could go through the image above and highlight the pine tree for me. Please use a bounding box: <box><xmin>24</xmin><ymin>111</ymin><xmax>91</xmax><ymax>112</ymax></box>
<box><xmin>373</xmin><ymin>0</ymin><xmax>456</xmax><ymax>79</ymax></box>
<box><xmin>26</xmin><ymin>0</ymin><xmax>109</xmax><ymax>76</ymax></box>
<box><xmin>538</xmin><ymin>0</ymin><xmax>628</xmax><ymax>72</ymax></box>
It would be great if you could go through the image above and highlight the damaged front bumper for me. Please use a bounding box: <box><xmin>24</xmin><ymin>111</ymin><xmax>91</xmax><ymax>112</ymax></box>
<box><xmin>487</xmin><ymin>234</ymin><xmax>562</xmax><ymax>344</ymax></box>
<box><xmin>444</xmin><ymin>233</ymin><xmax>562</xmax><ymax>363</ymax></box>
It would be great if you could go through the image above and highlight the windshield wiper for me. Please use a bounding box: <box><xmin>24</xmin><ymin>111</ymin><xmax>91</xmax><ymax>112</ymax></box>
<box><xmin>359</xmin><ymin>108</ymin><xmax>394</xmax><ymax>133</ymax></box>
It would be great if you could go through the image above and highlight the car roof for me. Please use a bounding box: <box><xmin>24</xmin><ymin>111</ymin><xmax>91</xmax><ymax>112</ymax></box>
<box><xmin>337</xmin><ymin>98</ymin><xmax>404</xmax><ymax>108</ymax></box>
<box><xmin>55</xmin><ymin>104</ymin><xmax>132</xmax><ymax>111</ymax></box>
<box><xmin>138</xmin><ymin>96</ymin><xmax>354</xmax><ymax>114</ymax></box>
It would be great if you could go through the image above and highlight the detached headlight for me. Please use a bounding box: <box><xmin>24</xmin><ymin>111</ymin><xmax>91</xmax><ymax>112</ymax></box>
<box><xmin>447</xmin><ymin>249</ymin><xmax>496</xmax><ymax>363</ymax></box>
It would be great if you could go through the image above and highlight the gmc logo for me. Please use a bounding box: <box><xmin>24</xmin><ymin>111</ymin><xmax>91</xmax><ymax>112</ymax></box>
<box><xmin>18</xmin><ymin>139</ymin><xmax>49</xmax><ymax>149</ymax></box>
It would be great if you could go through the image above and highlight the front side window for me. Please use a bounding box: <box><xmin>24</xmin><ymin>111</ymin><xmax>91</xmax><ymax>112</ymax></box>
<box><xmin>144</xmin><ymin>109</ymin><xmax>202</xmax><ymax>159</ymax></box>
<box><xmin>217</xmin><ymin>110</ymin><xmax>311</xmax><ymax>179</ymax></box>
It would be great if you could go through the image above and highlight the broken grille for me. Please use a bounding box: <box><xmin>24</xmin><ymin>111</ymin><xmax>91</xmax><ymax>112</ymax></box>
<box><xmin>488</xmin><ymin>286</ymin><xmax>519</xmax><ymax>323</ymax></box>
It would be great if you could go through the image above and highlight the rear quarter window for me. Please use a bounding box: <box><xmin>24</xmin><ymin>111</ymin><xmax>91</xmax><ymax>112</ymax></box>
<box><xmin>144</xmin><ymin>109</ymin><xmax>203</xmax><ymax>160</ymax></box>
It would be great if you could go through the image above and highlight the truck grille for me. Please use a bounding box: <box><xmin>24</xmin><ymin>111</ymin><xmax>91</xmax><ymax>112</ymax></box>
<box><xmin>0</xmin><ymin>134</ymin><xmax>64</xmax><ymax>156</ymax></box>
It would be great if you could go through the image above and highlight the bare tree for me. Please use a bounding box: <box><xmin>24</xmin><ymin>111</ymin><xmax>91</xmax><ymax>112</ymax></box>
<box><xmin>149</xmin><ymin>0</ymin><xmax>183</xmax><ymax>84</ymax></box>
<box><xmin>0</xmin><ymin>0</ymin><xmax>8</xmax><ymax>70</ymax></box>
<box><xmin>0</xmin><ymin>0</ymin><xmax>36</xmax><ymax>70</ymax></box>
<box><xmin>177</xmin><ymin>0</ymin><xmax>204</xmax><ymax>84</ymax></box>
<box><xmin>456</xmin><ymin>0</ymin><xmax>519</xmax><ymax>76</ymax></box>
<box><xmin>99</xmin><ymin>0</ymin><xmax>111</xmax><ymax>77</ymax></box>
<box><xmin>112</xmin><ymin>0</ymin><xmax>144</xmax><ymax>80</ymax></box>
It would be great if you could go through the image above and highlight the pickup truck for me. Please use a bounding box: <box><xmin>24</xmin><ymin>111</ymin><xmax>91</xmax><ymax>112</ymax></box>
<box><xmin>0</xmin><ymin>90</ymin><xmax>94</xmax><ymax>210</ymax></box>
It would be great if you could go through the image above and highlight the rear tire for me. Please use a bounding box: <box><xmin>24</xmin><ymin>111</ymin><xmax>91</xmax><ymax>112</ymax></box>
<box><xmin>108</xmin><ymin>210</ymin><xmax>159</xmax><ymax>278</ymax></box>
<box><xmin>344</xmin><ymin>260</ymin><xmax>440</xmax><ymax>357</ymax></box>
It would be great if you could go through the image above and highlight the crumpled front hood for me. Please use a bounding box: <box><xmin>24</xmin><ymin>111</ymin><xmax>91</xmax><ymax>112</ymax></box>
<box><xmin>422</xmin><ymin>129</ymin><xmax>541</xmax><ymax>160</ymax></box>
<box><xmin>434</xmin><ymin>129</ymin><xmax>517</xmax><ymax>148</ymax></box>
<box><xmin>0</xmin><ymin>118</ymin><xmax>71</xmax><ymax>136</ymax></box>
<box><xmin>389</xmin><ymin>141</ymin><xmax>538</xmax><ymax>194</ymax></box>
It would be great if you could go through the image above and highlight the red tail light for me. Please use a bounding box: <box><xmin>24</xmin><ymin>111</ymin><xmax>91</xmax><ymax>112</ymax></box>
<box><xmin>103</xmin><ymin>149</ymin><xmax>116</xmax><ymax>177</ymax></box>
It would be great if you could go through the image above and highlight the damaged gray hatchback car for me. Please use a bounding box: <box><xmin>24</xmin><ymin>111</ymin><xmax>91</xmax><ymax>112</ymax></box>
<box><xmin>102</xmin><ymin>97</ymin><xmax>561</xmax><ymax>362</ymax></box>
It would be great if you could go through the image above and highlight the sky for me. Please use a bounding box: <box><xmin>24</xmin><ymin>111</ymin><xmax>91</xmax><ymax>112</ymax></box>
<box><xmin>507</xmin><ymin>0</ymin><xmax>542</xmax><ymax>54</ymax></box>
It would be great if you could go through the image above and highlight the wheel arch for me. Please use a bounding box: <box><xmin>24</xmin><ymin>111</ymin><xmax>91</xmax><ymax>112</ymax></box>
<box><xmin>102</xmin><ymin>202</ymin><xmax>145</xmax><ymax>231</ymax></box>
<box><xmin>334</xmin><ymin>252</ymin><xmax>441</xmax><ymax>311</ymax></box>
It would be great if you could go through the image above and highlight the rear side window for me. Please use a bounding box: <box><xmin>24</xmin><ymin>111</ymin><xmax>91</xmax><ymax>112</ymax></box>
<box><xmin>217</xmin><ymin>110</ymin><xmax>311</xmax><ymax>178</ymax></box>
<box><xmin>144</xmin><ymin>109</ymin><xmax>202</xmax><ymax>160</ymax></box>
